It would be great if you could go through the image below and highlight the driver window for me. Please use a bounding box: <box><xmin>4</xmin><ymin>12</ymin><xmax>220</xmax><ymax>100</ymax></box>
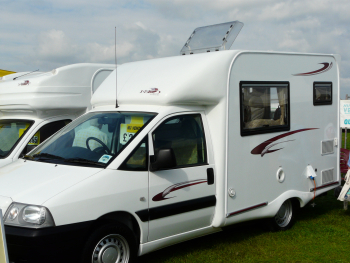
<box><xmin>152</xmin><ymin>114</ymin><xmax>207</xmax><ymax>168</ymax></box>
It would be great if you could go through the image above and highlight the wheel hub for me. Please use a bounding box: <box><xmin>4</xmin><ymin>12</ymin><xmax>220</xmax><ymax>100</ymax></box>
<box><xmin>102</xmin><ymin>247</ymin><xmax>120</xmax><ymax>263</ymax></box>
<box><xmin>92</xmin><ymin>234</ymin><xmax>129</xmax><ymax>263</ymax></box>
<box><xmin>275</xmin><ymin>200</ymin><xmax>292</xmax><ymax>228</ymax></box>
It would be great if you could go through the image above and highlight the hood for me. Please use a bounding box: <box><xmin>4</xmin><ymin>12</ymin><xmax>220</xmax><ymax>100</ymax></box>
<box><xmin>0</xmin><ymin>159</ymin><xmax>102</xmax><ymax>207</ymax></box>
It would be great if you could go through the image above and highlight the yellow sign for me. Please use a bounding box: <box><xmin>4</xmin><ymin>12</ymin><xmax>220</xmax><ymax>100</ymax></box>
<box><xmin>0</xmin><ymin>69</ymin><xmax>15</xmax><ymax>77</ymax></box>
<box><xmin>119</xmin><ymin>116</ymin><xmax>145</xmax><ymax>145</ymax></box>
<box><xmin>127</xmin><ymin>116</ymin><xmax>144</xmax><ymax>133</ymax></box>
<box><xmin>0</xmin><ymin>209</ymin><xmax>9</xmax><ymax>263</ymax></box>
<box><xmin>18</xmin><ymin>124</ymin><xmax>30</xmax><ymax>138</ymax></box>
<box><xmin>28</xmin><ymin>132</ymin><xmax>40</xmax><ymax>146</ymax></box>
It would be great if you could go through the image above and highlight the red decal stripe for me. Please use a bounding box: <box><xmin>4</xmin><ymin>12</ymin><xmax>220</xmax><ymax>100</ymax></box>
<box><xmin>251</xmin><ymin>128</ymin><xmax>318</xmax><ymax>156</ymax></box>
<box><xmin>152</xmin><ymin>179</ymin><xmax>207</xmax><ymax>201</ymax></box>
<box><xmin>293</xmin><ymin>62</ymin><xmax>332</xmax><ymax>76</ymax></box>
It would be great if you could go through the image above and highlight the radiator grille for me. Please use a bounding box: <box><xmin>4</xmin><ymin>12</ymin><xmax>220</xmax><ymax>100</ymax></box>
<box><xmin>321</xmin><ymin>140</ymin><xmax>334</xmax><ymax>155</ymax></box>
<box><xmin>321</xmin><ymin>168</ymin><xmax>334</xmax><ymax>185</ymax></box>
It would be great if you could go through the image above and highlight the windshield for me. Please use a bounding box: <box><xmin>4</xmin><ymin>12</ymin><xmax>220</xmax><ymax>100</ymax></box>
<box><xmin>0</xmin><ymin>119</ymin><xmax>34</xmax><ymax>158</ymax></box>
<box><xmin>26</xmin><ymin>112</ymin><xmax>156</xmax><ymax>167</ymax></box>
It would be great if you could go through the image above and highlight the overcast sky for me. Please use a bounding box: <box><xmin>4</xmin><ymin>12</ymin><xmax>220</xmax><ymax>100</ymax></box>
<box><xmin>1</xmin><ymin>0</ymin><xmax>349</xmax><ymax>97</ymax></box>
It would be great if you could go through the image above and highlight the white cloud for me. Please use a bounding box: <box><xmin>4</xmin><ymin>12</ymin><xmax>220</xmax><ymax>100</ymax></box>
<box><xmin>0</xmin><ymin>0</ymin><xmax>350</xmax><ymax>97</ymax></box>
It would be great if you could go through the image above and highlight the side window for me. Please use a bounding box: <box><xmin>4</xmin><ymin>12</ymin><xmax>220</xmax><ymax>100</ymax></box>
<box><xmin>119</xmin><ymin>137</ymin><xmax>148</xmax><ymax>171</ymax></box>
<box><xmin>152</xmin><ymin>114</ymin><xmax>207</xmax><ymax>168</ymax></box>
<box><xmin>314</xmin><ymin>82</ymin><xmax>332</xmax><ymax>105</ymax></box>
<box><xmin>24</xmin><ymin>119</ymin><xmax>71</xmax><ymax>154</ymax></box>
<box><xmin>240</xmin><ymin>82</ymin><xmax>290</xmax><ymax>136</ymax></box>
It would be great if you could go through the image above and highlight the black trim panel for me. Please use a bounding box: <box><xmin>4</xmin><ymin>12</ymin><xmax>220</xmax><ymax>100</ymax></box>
<box><xmin>136</xmin><ymin>195</ymin><xmax>216</xmax><ymax>222</ymax></box>
<box><xmin>6</xmin><ymin>221</ymin><xmax>93</xmax><ymax>263</ymax></box>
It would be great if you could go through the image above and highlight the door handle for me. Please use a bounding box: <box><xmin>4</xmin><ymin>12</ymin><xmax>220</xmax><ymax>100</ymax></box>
<box><xmin>207</xmin><ymin>168</ymin><xmax>214</xmax><ymax>185</ymax></box>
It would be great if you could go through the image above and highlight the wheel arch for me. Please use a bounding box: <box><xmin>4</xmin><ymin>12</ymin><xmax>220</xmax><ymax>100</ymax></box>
<box><xmin>90</xmin><ymin>211</ymin><xmax>142</xmax><ymax>243</ymax></box>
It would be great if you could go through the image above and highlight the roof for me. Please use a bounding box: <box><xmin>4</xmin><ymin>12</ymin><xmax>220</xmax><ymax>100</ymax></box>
<box><xmin>92</xmin><ymin>50</ymin><xmax>240</xmax><ymax>108</ymax></box>
<box><xmin>0</xmin><ymin>63</ymin><xmax>115</xmax><ymax>117</ymax></box>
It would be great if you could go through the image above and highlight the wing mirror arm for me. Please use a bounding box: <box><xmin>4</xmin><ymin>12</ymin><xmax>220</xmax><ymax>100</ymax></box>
<box><xmin>150</xmin><ymin>148</ymin><xmax>177</xmax><ymax>172</ymax></box>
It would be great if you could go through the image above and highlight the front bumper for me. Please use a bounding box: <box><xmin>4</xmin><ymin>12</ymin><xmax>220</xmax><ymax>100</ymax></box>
<box><xmin>6</xmin><ymin>221</ymin><xmax>93</xmax><ymax>263</ymax></box>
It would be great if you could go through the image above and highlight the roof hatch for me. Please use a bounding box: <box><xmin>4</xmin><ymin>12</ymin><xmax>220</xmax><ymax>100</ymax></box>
<box><xmin>180</xmin><ymin>21</ymin><xmax>243</xmax><ymax>55</ymax></box>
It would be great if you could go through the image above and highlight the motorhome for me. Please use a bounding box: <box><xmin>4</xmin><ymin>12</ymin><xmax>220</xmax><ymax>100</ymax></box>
<box><xmin>0</xmin><ymin>63</ymin><xmax>114</xmax><ymax>168</ymax></box>
<box><xmin>0</xmin><ymin>22</ymin><xmax>340</xmax><ymax>263</ymax></box>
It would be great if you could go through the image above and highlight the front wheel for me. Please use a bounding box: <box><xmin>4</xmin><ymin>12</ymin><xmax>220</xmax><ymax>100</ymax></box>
<box><xmin>269</xmin><ymin>199</ymin><xmax>296</xmax><ymax>231</ymax></box>
<box><xmin>81</xmin><ymin>223</ymin><xmax>137</xmax><ymax>263</ymax></box>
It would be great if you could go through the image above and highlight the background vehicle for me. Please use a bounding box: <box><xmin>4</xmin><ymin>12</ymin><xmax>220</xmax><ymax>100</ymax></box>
<box><xmin>0</xmin><ymin>63</ymin><xmax>115</xmax><ymax>168</ymax></box>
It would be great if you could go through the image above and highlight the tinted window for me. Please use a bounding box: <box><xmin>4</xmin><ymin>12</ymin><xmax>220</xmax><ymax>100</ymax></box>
<box><xmin>240</xmin><ymin>82</ymin><xmax>290</xmax><ymax>136</ymax></box>
<box><xmin>314</xmin><ymin>82</ymin><xmax>332</xmax><ymax>106</ymax></box>
<box><xmin>152</xmin><ymin>114</ymin><xmax>207</xmax><ymax>168</ymax></box>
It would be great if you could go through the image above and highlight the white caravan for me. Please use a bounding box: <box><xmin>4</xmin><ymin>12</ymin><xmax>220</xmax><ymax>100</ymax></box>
<box><xmin>0</xmin><ymin>63</ymin><xmax>114</xmax><ymax>168</ymax></box>
<box><xmin>0</xmin><ymin>22</ymin><xmax>340</xmax><ymax>263</ymax></box>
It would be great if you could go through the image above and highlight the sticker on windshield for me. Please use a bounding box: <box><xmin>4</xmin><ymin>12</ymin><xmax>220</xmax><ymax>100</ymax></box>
<box><xmin>28</xmin><ymin>132</ymin><xmax>40</xmax><ymax>146</ymax></box>
<box><xmin>98</xmin><ymin>154</ymin><xmax>112</xmax><ymax>163</ymax></box>
<box><xmin>119</xmin><ymin>116</ymin><xmax>144</xmax><ymax>145</ymax></box>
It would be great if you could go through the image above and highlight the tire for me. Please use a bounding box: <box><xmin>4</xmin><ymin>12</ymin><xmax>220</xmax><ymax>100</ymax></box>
<box><xmin>269</xmin><ymin>199</ymin><xmax>296</xmax><ymax>231</ymax></box>
<box><xmin>334</xmin><ymin>185</ymin><xmax>342</xmax><ymax>198</ymax></box>
<box><xmin>81</xmin><ymin>223</ymin><xmax>137</xmax><ymax>263</ymax></box>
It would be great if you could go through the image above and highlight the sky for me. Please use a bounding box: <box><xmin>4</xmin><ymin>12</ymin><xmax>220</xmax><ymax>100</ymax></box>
<box><xmin>1</xmin><ymin>0</ymin><xmax>350</xmax><ymax>98</ymax></box>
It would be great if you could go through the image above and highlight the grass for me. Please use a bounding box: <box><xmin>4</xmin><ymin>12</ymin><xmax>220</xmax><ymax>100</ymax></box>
<box><xmin>140</xmin><ymin>192</ymin><xmax>349</xmax><ymax>262</ymax></box>
<box><xmin>140</xmin><ymin>135</ymin><xmax>350</xmax><ymax>262</ymax></box>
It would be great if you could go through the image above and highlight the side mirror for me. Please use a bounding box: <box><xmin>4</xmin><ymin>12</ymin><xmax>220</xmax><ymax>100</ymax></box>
<box><xmin>150</xmin><ymin>148</ymin><xmax>177</xmax><ymax>172</ymax></box>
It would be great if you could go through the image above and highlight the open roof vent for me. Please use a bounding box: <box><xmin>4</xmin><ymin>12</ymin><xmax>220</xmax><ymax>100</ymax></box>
<box><xmin>180</xmin><ymin>21</ymin><xmax>244</xmax><ymax>55</ymax></box>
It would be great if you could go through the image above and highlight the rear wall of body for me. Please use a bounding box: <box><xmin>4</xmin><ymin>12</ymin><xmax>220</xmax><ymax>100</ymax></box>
<box><xmin>225</xmin><ymin>52</ymin><xmax>339</xmax><ymax>225</ymax></box>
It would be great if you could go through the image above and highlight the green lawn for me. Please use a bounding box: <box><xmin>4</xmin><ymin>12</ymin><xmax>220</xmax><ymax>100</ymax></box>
<box><xmin>141</xmin><ymin>191</ymin><xmax>348</xmax><ymax>262</ymax></box>
<box><xmin>140</xmin><ymin>135</ymin><xmax>349</xmax><ymax>262</ymax></box>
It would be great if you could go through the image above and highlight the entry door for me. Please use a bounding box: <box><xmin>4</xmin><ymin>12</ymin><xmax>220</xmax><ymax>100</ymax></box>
<box><xmin>148</xmin><ymin>113</ymin><xmax>216</xmax><ymax>241</ymax></box>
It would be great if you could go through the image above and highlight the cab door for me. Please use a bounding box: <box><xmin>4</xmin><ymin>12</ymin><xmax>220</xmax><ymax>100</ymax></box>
<box><xmin>147</xmin><ymin>113</ymin><xmax>216</xmax><ymax>241</ymax></box>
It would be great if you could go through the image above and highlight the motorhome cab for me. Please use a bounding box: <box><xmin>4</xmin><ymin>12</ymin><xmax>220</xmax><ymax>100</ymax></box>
<box><xmin>0</xmin><ymin>63</ymin><xmax>114</xmax><ymax>168</ymax></box>
<box><xmin>0</xmin><ymin>22</ymin><xmax>340</xmax><ymax>263</ymax></box>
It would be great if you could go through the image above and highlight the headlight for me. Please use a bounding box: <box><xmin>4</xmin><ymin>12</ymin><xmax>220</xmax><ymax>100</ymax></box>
<box><xmin>4</xmin><ymin>203</ymin><xmax>55</xmax><ymax>228</ymax></box>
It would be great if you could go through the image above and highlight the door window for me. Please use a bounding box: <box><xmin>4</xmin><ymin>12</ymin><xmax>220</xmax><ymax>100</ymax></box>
<box><xmin>152</xmin><ymin>114</ymin><xmax>207</xmax><ymax>168</ymax></box>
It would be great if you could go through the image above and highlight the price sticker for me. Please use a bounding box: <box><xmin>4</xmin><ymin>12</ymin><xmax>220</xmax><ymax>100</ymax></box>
<box><xmin>119</xmin><ymin>116</ymin><xmax>144</xmax><ymax>145</ymax></box>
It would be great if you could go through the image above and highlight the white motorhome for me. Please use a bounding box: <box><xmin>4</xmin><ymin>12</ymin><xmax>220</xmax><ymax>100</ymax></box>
<box><xmin>0</xmin><ymin>63</ymin><xmax>115</xmax><ymax>168</ymax></box>
<box><xmin>0</xmin><ymin>22</ymin><xmax>340</xmax><ymax>263</ymax></box>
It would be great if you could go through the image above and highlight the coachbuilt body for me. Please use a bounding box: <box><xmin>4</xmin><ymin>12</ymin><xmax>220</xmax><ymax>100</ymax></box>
<box><xmin>0</xmin><ymin>50</ymin><xmax>340</xmax><ymax>262</ymax></box>
<box><xmin>0</xmin><ymin>63</ymin><xmax>114</xmax><ymax>169</ymax></box>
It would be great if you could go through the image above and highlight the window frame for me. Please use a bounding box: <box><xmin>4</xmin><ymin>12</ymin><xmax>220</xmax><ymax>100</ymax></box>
<box><xmin>239</xmin><ymin>81</ymin><xmax>291</xmax><ymax>137</ymax></box>
<box><xmin>313</xmin><ymin>82</ymin><xmax>332</xmax><ymax>106</ymax></box>
<box><xmin>151</xmin><ymin>113</ymin><xmax>209</xmax><ymax>170</ymax></box>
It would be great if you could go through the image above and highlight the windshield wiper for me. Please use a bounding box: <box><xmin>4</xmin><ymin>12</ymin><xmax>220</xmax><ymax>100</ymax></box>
<box><xmin>64</xmin><ymin>158</ymin><xmax>105</xmax><ymax>167</ymax></box>
<box><xmin>32</xmin><ymin>153</ymin><xmax>65</xmax><ymax>160</ymax></box>
<box><xmin>22</xmin><ymin>155</ymin><xmax>34</xmax><ymax>160</ymax></box>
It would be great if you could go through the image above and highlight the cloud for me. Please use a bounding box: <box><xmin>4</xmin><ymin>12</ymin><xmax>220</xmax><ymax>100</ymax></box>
<box><xmin>1</xmin><ymin>0</ymin><xmax>350</xmax><ymax>97</ymax></box>
<box><xmin>24</xmin><ymin>22</ymin><xmax>162</xmax><ymax>69</ymax></box>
